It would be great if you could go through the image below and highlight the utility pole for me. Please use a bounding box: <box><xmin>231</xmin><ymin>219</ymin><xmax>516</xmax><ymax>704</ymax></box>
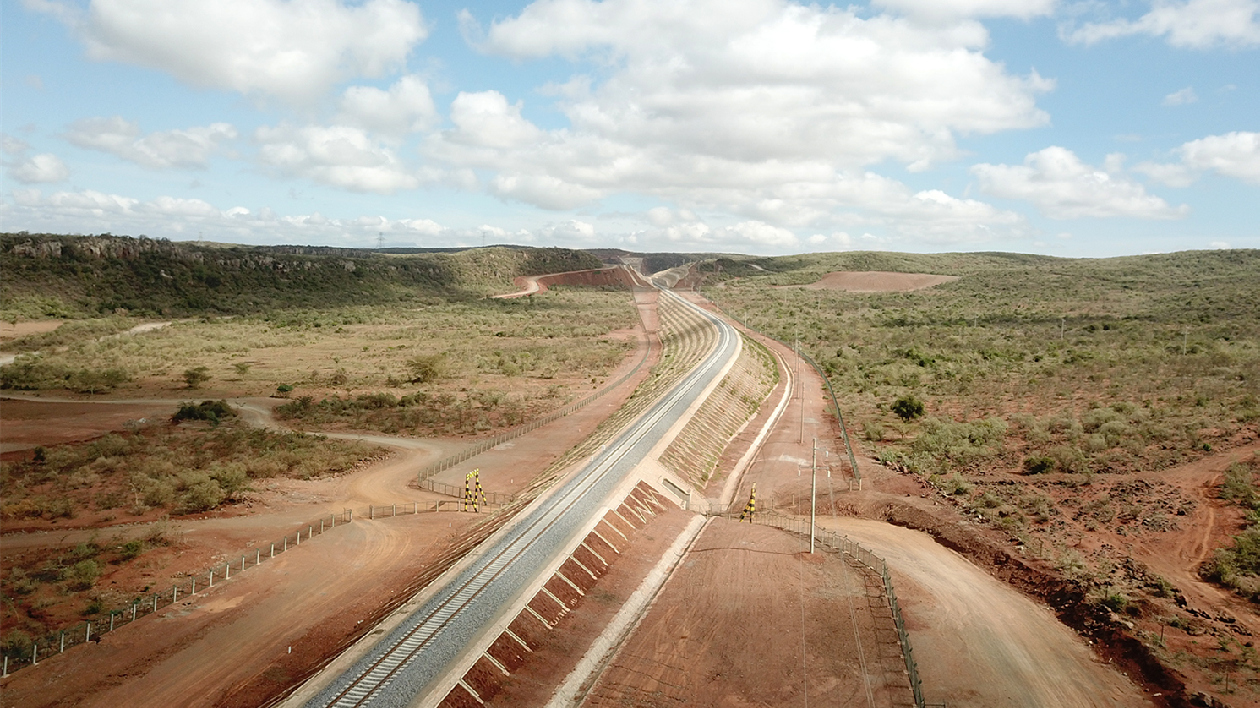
<box><xmin>810</xmin><ymin>438</ymin><xmax>817</xmax><ymax>554</ymax></box>
<box><xmin>796</xmin><ymin>338</ymin><xmax>804</xmax><ymax>444</ymax></box>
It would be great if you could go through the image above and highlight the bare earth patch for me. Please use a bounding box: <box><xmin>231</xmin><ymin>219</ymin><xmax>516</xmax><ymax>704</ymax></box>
<box><xmin>794</xmin><ymin>271</ymin><xmax>959</xmax><ymax>292</ymax></box>
<box><xmin>0</xmin><ymin>321</ymin><xmax>64</xmax><ymax>341</ymax></box>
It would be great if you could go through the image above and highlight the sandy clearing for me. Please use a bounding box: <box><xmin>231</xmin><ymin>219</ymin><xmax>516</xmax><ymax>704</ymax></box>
<box><xmin>792</xmin><ymin>271</ymin><xmax>959</xmax><ymax>292</ymax></box>
<box><xmin>0</xmin><ymin>320</ymin><xmax>64</xmax><ymax>341</ymax></box>
<box><xmin>818</xmin><ymin>517</ymin><xmax>1154</xmax><ymax>708</ymax></box>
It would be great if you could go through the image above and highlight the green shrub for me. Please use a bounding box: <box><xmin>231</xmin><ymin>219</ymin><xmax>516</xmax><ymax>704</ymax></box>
<box><xmin>891</xmin><ymin>394</ymin><xmax>925</xmax><ymax>421</ymax></box>
<box><xmin>182</xmin><ymin>366</ymin><xmax>211</xmax><ymax>389</ymax></box>
<box><xmin>66</xmin><ymin>559</ymin><xmax>101</xmax><ymax>591</ymax></box>
<box><xmin>119</xmin><ymin>539</ymin><xmax>145</xmax><ymax>560</ymax></box>
<box><xmin>1023</xmin><ymin>455</ymin><xmax>1056</xmax><ymax>474</ymax></box>
<box><xmin>172</xmin><ymin>400</ymin><xmax>236</xmax><ymax>425</ymax></box>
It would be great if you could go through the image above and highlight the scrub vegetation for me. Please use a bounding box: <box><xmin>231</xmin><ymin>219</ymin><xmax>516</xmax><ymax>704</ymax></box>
<box><xmin>0</xmin><ymin>407</ymin><xmax>385</xmax><ymax>524</ymax></box>
<box><xmin>706</xmin><ymin>248</ymin><xmax>1260</xmax><ymax>697</ymax></box>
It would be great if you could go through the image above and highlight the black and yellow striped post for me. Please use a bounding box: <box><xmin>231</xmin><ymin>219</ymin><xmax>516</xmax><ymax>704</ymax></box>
<box><xmin>739</xmin><ymin>483</ymin><xmax>757</xmax><ymax>522</ymax></box>
<box><xmin>473</xmin><ymin>468</ymin><xmax>486</xmax><ymax>512</ymax></box>
<box><xmin>463</xmin><ymin>471</ymin><xmax>473</xmax><ymax>511</ymax></box>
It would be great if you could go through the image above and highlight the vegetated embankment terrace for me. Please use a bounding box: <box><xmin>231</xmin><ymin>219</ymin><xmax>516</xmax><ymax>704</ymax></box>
<box><xmin>702</xmin><ymin>248</ymin><xmax>1260</xmax><ymax>704</ymax></box>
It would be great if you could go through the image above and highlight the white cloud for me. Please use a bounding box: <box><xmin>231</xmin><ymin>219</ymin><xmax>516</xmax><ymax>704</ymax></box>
<box><xmin>1065</xmin><ymin>0</ymin><xmax>1260</xmax><ymax>48</ymax></box>
<box><xmin>255</xmin><ymin>123</ymin><xmax>420</xmax><ymax>193</ymax></box>
<box><xmin>446</xmin><ymin>91</ymin><xmax>545</xmax><ymax>149</ymax></box>
<box><xmin>972</xmin><ymin>146</ymin><xmax>1189</xmax><ymax>219</ymax></box>
<box><xmin>873</xmin><ymin>0</ymin><xmax>1057</xmax><ymax>20</ymax></box>
<box><xmin>338</xmin><ymin>75</ymin><xmax>437</xmax><ymax>138</ymax></box>
<box><xmin>64</xmin><ymin>117</ymin><xmax>236</xmax><ymax>169</ymax></box>
<box><xmin>428</xmin><ymin>0</ymin><xmax>1051</xmax><ymax>241</ymax></box>
<box><xmin>9</xmin><ymin>154</ymin><xmax>72</xmax><ymax>183</ymax></box>
<box><xmin>1178</xmin><ymin>131</ymin><xmax>1260</xmax><ymax>183</ymax></box>
<box><xmin>3</xmin><ymin>188</ymin><xmax>458</xmax><ymax>245</ymax></box>
<box><xmin>1162</xmin><ymin>86</ymin><xmax>1198</xmax><ymax>106</ymax></box>
<box><xmin>2</xmin><ymin>133</ymin><xmax>71</xmax><ymax>184</ymax></box>
<box><xmin>28</xmin><ymin>0</ymin><xmax>427</xmax><ymax>105</ymax></box>
<box><xmin>1137</xmin><ymin>131</ymin><xmax>1260</xmax><ymax>186</ymax></box>
<box><xmin>488</xmin><ymin>172</ymin><xmax>603</xmax><ymax>210</ymax></box>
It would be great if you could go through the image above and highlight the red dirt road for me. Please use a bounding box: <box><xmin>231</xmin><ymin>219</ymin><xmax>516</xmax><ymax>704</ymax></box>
<box><xmin>822</xmin><ymin>517</ymin><xmax>1154</xmax><ymax>708</ymax></box>
<box><xmin>584</xmin><ymin>518</ymin><xmax>912</xmax><ymax>708</ymax></box>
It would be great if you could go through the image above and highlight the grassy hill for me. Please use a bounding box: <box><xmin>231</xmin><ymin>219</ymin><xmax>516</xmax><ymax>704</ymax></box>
<box><xmin>1</xmin><ymin>233</ymin><xmax>603</xmax><ymax>319</ymax></box>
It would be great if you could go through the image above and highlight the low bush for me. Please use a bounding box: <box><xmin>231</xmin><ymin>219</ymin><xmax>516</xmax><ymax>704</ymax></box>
<box><xmin>172</xmin><ymin>400</ymin><xmax>236</xmax><ymax>425</ymax></box>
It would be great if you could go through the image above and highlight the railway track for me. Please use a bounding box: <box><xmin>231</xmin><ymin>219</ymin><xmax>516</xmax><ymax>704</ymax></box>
<box><xmin>301</xmin><ymin>288</ymin><xmax>738</xmax><ymax>708</ymax></box>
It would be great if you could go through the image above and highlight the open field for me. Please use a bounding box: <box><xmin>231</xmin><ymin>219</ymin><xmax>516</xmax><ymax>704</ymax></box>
<box><xmin>1</xmin><ymin>292</ymin><xmax>638</xmax><ymax>437</ymax></box>
<box><xmin>704</xmin><ymin>249</ymin><xmax>1260</xmax><ymax>703</ymax></box>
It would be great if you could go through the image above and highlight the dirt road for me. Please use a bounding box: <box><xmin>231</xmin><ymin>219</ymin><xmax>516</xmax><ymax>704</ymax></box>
<box><xmin>584</xmin><ymin>518</ymin><xmax>912</xmax><ymax>708</ymax></box>
<box><xmin>0</xmin><ymin>514</ymin><xmax>480</xmax><ymax>708</ymax></box>
<box><xmin>820</xmin><ymin>517</ymin><xmax>1154</xmax><ymax>707</ymax></box>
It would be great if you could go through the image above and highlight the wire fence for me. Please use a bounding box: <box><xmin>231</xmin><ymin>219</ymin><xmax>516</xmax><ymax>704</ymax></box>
<box><xmin>699</xmin><ymin>299</ymin><xmax>862</xmax><ymax>481</ymax></box>
<box><xmin>416</xmin><ymin>478</ymin><xmax>514</xmax><ymax>505</ymax></box>
<box><xmin>0</xmin><ymin>498</ymin><xmax>514</xmax><ymax>679</ymax></box>
<box><xmin>724</xmin><ymin>510</ymin><xmax>926</xmax><ymax>708</ymax></box>
<box><xmin>414</xmin><ymin>319</ymin><xmax>653</xmax><ymax>486</ymax></box>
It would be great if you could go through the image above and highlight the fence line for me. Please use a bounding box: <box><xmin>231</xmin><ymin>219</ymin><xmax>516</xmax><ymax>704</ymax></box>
<box><xmin>0</xmin><ymin>499</ymin><xmax>511</xmax><ymax>679</ymax></box>
<box><xmin>724</xmin><ymin>511</ymin><xmax>925</xmax><ymax>708</ymax></box>
<box><xmin>699</xmin><ymin>299</ymin><xmax>861</xmax><ymax>481</ymax></box>
<box><xmin>414</xmin><ymin>318</ymin><xmax>654</xmax><ymax>487</ymax></box>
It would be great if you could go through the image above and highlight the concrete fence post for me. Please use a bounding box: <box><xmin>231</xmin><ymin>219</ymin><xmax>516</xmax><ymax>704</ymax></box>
<box><xmin>85</xmin><ymin>623</ymin><xmax>90</xmax><ymax>643</ymax></box>
<box><xmin>241</xmin><ymin>556</ymin><xmax>245</xmax><ymax>572</ymax></box>
<box><xmin>32</xmin><ymin>643</ymin><xmax>37</xmax><ymax>665</ymax></box>
<box><xmin>321</xmin><ymin>519</ymin><xmax>325</xmax><ymax>533</ymax></box>
<box><xmin>153</xmin><ymin>594</ymin><xmax>158</xmax><ymax>612</ymax></box>
<box><xmin>370</xmin><ymin>505</ymin><xmax>374</xmax><ymax>520</ymax></box>
<box><xmin>270</xmin><ymin>543</ymin><xmax>275</xmax><ymax>558</ymax></box>
<box><xmin>3</xmin><ymin>655</ymin><xmax>8</xmax><ymax>677</ymax></box>
<box><xmin>392</xmin><ymin>504</ymin><xmax>396</xmax><ymax>517</ymax></box>
<box><xmin>60</xmin><ymin>631</ymin><xmax>65</xmax><ymax>653</ymax></box>
<box><xmin>110</xmin><ymin>613</ymin><xmax>115</xmax><ymax>632</ymax></box>
<box><xmin>284</xmin><ymin>537</ymin><xmax>288</xmax><ymax>551</ymax></box>
<box><xmin>173</xmin><ymin>586</ymin><xmax>178</xmax><ymax>603</ymax></box>
<box><xmin>209</xmin><ymin>569</ymin><xmax>214</xmax><ymax>588</ymax></box>
<box><xmin>225</xmin><ymin>563</ymin><xmax>230</xmax><ymax>579</ymax></box>
<box><xmin>192</xmin><ymin>577</ymin><xmax>196</xmax><ymax>594</ymax></box>
<box><xmin>256</xmin><ymin>549</ymin><xmax>260</xmax><ymax>565</ymax></box>
<box><xmin>132</xmin><ymin>603</ymin><xmax>137</xmax><ymax>621</ymax></box>
<box><xmin>295</xmin><ymin>531</ymin><xmax>300</xmax><ymax>546</ymax></box>
<box><xmin>309</xmin><ymin>525</ymin><xmax>313</xmax><ymax>538</ymax></box>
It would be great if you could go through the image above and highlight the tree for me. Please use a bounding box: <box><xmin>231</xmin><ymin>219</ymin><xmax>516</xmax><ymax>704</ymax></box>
<box><xmin>891</xmin><ymin>394</ymin><xmax>925</xmax><ymax>421</ymax></box>
<box><xmin>183</xmin><ymin>366</ymin><xmax>211</xmax><ymax>389</ymax></box>
<box><xmin>406</xmin><ymin>354</ymin><xmax>447</xmax><ymax>384</ymax></box>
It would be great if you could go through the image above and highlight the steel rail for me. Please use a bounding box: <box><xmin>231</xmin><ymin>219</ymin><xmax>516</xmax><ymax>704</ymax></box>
<box><xmin>307</xmin><ymin>289</ymin><xmax>736</xmax><ymax>708</ymax></box>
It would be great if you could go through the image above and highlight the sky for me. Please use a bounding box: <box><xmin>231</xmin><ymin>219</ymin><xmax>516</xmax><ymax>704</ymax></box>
<box><xmin>1</xmin><ymin>0</ymin><xmax>1257</xmax><ymax>257</ymax></box>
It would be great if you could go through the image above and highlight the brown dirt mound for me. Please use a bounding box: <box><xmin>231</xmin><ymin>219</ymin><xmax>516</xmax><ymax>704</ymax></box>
<box><xmin>797</xmin><ymin>271</ymin><xmax>958</xmax><ymax>292</ymax></box>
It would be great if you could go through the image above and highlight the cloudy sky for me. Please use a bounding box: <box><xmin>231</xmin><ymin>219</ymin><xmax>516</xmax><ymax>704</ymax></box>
<box><xmin>1</xmin><ymin>0</ymin><xmax>1257</xmax><ymax>256</ymax></box>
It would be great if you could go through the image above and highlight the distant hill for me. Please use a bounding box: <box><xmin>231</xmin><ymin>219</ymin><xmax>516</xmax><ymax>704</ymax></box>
<box><xmin>1</xmin><ymin>233</ymin><xmax>604</xmax><ymax>319</ymax></box>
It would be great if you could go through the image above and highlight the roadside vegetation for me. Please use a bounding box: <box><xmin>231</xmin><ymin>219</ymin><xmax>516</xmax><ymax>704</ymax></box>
<box><xmin>1202</xmin><ymin>454</ymin><xmax>1260</xmax><ymax>599</ymax></box>
<box><xmin>1</xmin><ymin>404</ymin><xmax>385</xmax><ymax>524</ymax></box>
